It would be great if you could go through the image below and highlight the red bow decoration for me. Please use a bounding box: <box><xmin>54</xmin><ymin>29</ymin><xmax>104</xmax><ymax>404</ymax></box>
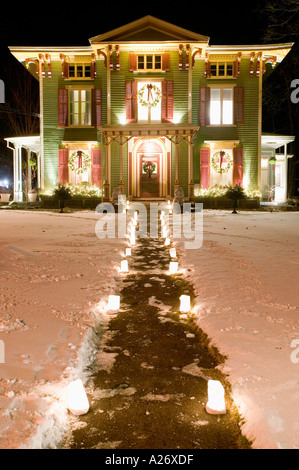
<box><xmin>77</xmin><ymin>151</ymin><xmax>82</xmax><ymax>169</ymax></box>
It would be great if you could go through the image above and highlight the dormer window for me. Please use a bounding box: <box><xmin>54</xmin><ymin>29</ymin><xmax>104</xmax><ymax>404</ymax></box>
<box><xmin>137</xmin><ymin>54</ymin><xmax>162</xmax><ymax>71</ymax></box>
<box><xmin>68</xmin><ymin>63</ymin><xmax>92</xmax><ymax>79</ymax></box>
<box><xmin>210</xmin><ymin>62</ymin><xmax>234</xmax><ymax>78</ymax></box>
<box><xmin>129</xmin><ymin>53</ymin><xmax>170</xmax><ymax>72</ymax></box>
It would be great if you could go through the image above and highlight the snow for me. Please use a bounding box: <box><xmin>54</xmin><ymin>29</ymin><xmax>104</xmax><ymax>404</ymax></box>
<box><xmin>0</xmin><ymin>208</ymin><xmax>298</xmax><ymax>449</ymax></box>
<box><xmin>178</xmin><ymin>210</ymin><xmax>299</xmax><ymax>449</ymax></box>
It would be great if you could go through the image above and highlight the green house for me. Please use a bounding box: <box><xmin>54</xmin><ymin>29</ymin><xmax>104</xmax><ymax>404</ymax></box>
<box><xmin>7</xmin><ymin>16</ymin><xmax>294</xmax><ymax>203</ymax></box>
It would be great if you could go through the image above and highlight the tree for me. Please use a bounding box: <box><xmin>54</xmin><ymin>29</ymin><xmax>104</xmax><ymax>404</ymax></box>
<box><xmin>225</xmin><ymin>185</ymin><xmax>247</xmax><ymax>214</ymax></box>
<box><xmin>53</xmin><ymin>185</ymin><xmax>72</xmax><ymax>213</ymax></box>
<box><xmin>258</xmin><ymin>0</ymin><xmax>299</xmax><ymax>197</ymax></box>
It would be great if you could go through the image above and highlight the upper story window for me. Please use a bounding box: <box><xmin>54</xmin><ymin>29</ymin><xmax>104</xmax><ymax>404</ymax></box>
<box><xmin>210</xmin><ymin>62</ymin><xmax>234</xmax><ymax>78</ymax></box>
<box><xmin>68</xmin><ymin>63</ymin><xmax>92</xmax><ymax>79</ymax></box>
<box><xmin>137</xmin><ymin>54</ymin><xmax>162</xmax><ymax>71</ymax></box>
<box><xmin>210</xmin><ymin>87</ymin><xmax>233</xmax><ymax>125</ymax></box>
<box><xmin>129</xmin><ymin>53</ymin><xmax>170</xmax><ymax>72</ymax></box>
<box><xmin>69</xmin><ymin>89</ymin><xmax>92</xmax><ymax>126</ymax></box>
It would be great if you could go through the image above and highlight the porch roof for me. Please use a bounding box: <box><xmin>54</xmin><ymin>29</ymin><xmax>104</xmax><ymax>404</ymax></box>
<box><xmin>5</xmin><ymin>135</ymin><xmax>40</xmax><ymax>153</ymax></box>
<box><xmin>99</xmin><ymin>124</ymin><xmax>199</xmax><ymax>140</ymax></box>
<box><xmin>262</xmin><ymin>133</ymin><xmax>295</xmax><ymax>152</ymax></box>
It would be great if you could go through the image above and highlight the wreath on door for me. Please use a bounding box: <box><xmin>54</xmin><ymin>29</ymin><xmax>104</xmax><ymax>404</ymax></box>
<box><xmin>211</xmin><ymin>150</ymin><xmax>233</xmax><ymax>174</ymax></box>
<box><xmin>69</xmin><ymin>151</ymin><xmax>91</xmax><ymax>175</ymax></box>
<box><xmin>143</xmin><ymin>161</ymin><xmax>156</xmax><ymax>176</ymax></box>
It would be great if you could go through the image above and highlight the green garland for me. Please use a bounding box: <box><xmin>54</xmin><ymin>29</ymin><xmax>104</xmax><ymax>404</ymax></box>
<box><xmin>138</xmin><ymin>84</ymin><xmax>161</xmax><ymax>108</ymax></box>
<box><xmin>143</xmin><ymin>161</ymin><xmax>156</xmax><ymax>176</ymax></box>
<box><xmin>211</xmin><ymin>151</ymin><xmax>232</xmax><ymax>174</ymax></box>
<box><xmin>69</xmin><ymin>151</ymin><xmax>91</xmax><ymax>175</ymax></box>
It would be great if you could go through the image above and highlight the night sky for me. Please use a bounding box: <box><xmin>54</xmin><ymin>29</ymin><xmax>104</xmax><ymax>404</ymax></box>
<box><xmin>0</xmin><ymin>1</ymin><xmax>266</xmax><ymax>48</ymax></box>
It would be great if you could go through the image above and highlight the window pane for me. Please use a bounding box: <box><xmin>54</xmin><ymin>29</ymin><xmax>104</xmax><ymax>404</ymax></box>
<box><xmin>138</xmin><ymin>56</ymin><xmax>145</xmax><ymax>69</ymax></box>
<box><xmin>84</xmin><ymin>65</ymin><xmax>91</xmax><ymax>77</ymax></box>
<box><xmin>218</xmin><ymin>64</ymin><xmax>225</xmax><ymax>76</ymax></box>
<box><xmin>226</xmin><ymin>64</ymin><xmax>233</xmax><ymax>76</ymax></box>
<box><xmin>222</xmin><ymin>88</ymin><xmax>233</xmax><ymax>124</ymax></box>
<box><xmin>155</xmin><ymin>55</ymin><xmax>162</xmax><ymax>69</ymax></box>
<box><xmin>77</xmin><ymin>65</ymin><xmax>83</xmax><ymax>77</ymax></box>
<box><xmin>69</xmin><ymin>65</ymin><xmax>75</xmax><ymax>77</ymax></box>
<box><xmin>210</xmin><ymin>64</ymin><xmax>217</xmax><ymax>76</ymax></box>
<box><xmin>210</xmin><ymin>88</ymin><xmax>221</xmax><ymax>125</ymax></box>
<box><xmin>146</xmin><ymin>55</ymin><xmax>153</xmax><ymax>69</ymax></box>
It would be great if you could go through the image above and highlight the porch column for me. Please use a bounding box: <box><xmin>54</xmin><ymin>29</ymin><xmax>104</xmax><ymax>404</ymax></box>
<box><xmin>119</xmin><ymin>138</ymin><xmax>124</xmax><ymax>194</ymax></box>
<box><xmin>16</xmin><ymin>145</ymin><xmax>23</xmax><ymax>202</ymax></box>
<box><xmin>37</xmin><ymin>152</ymin><xmax>41</xmax><ymax>190</ymax></box>
<box><xmin>284</xmin><ymin>143</ymin><xmax>288</xmax><ymax>202</ymax></box>
<box><xmin>188</xmin><ymin>136</ymin><xmax>194</xmax><ymax>201</ymax></box>
<box><xmin>103</xmin><ymin>135</ymin><xmax>110</xmax><ymax>201</ymax></box>
<box><xmin>174</xmin><ymin>135</ymin><xmax>180</xmax><ymax>189</ymax></box>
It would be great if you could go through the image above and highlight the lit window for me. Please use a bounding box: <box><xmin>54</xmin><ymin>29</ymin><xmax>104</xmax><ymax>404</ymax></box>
<box><xmin>137</xmin><ymin>55</ymin><xmax>162</xmax><ymax>71</ymax></box>
<box><xmin>68</xmin><ymin>63</ymin><xmax>91</xmax><ymax>79</ymax></box>
<box><xmin>137</xmin><ymin>81</ymin><xmax>161</xmax><ymax>123</ymax></box>
<box><xmin>69</xmin><ymin>89</ymin><xmax>91</xmax><ymax>126</ymax></box>
<box><xmin>210</xmin><ymin>87</ymin><xmax>233</xmax><ymax>125</ymax></box>
<box><xmin>210</xmin><ymin>62</ymin><xmax>234</xmax><ymax>78</ymax></box>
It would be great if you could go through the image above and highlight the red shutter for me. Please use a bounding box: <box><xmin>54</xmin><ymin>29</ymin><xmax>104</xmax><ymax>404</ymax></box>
<box><xmin>234</xmin><ymin>86</ymin><xmax>244</xmax><ymax>124</ymax></box>
<box><xmin>162</xmin><ymin>80</ymin><xmax>174</xmax><ymax>123</ymax></box>
<box><xmin>63</xmin><ymin>62</ymin><xmax>69</xmax><ymax>79</ymax></box>
<box><xmin>162</xmin><ymin>53</ymin><xmax>170</xmax><ymax>71</ymax></box>
<box><xmin>92</xmin><ymin>88</ymin><xmax>102</xmax><ymax>127</ymax></box>
<box><xmin>58</xmin><ymin>149</ymin><xmax>69</xmax><ymax>184</ymax></box>
<box><xmin>91</xmin><ymin>148</ymin><xmax>102</xmax><ymax>187</ymax></box>
<box><xmin>200</xmin><ymin>148</ymin><xmax>210</xmax><ymax>189</ymax></box>
<box><xmin>58</xmin><ymin>89</ymin><xmax>68</xmax><ymax>127</ymax></box>
<box><xmin>233</xmin><ymin>147</ymin><xmax>243</xmax><ymax>186</ymax></box>
<box><xmin>199</xmin><ymin>87</ymin><xmax>210</xmax><ymax>126</ymax></box>
<box><xmin>125</xmin><ymin>81</ymin><xmax>137</xmax><ymax>123</ymax></box>
<box><xmin>129</xmin><ymin>54</ymin><xmax>137</xmax><ymax>71</ymax></box>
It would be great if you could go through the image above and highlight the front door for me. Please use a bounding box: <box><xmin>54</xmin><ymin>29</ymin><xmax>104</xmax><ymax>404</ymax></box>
<box><xmin>140</xmin><ymin>154</ymin><xmax>159</xmax><ymax>198</ymax></box>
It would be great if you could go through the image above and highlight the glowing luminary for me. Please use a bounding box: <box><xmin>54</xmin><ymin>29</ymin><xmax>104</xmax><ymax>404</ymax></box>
<box><xmin>121</xmin><ymin>260</ymin><xmax>129</xmax><ymax>273</ymax></box>
<box><xmin>162</xmin><ymin>226</ymin><xmax>168</xmax><ymax>238</ymax></box>
<box><xmin>169</xmin><ymin>261</ymin><xmax>178</xmax><ymax>275</ymax></box>
<box><xmin>134</xmin><ymin>210</ymin><xmax>138</xmax><ymax>220</ymax></box>
<box><xmin>164</xmin><ymin>237</ymin><xmax>170</xmax><ymax>246</ymax></box>
<box><xmin>107</xmin><ymin>295</ymin><xmax>120</xmax><ymax>311</ymax></box>
<box><xmin>126</xmin><ymin>200</ymin><xmax>130</xmax><ymax>207</ymax></box>
<box><xmin>167</xmin><ymin>200</ymin><xmax>171</xmax><ymax>206</ymax></box>
<box><xmin>125</xmin><ymin>248</ymin><xmax>131</xmax><ymax>256</ymax></box>
<box><xmin>161</xmin><ymin>219</ymin><xmax>165</xmax><ymax>226</ymax></box>
<box><xmin>67</xmin><ymin>379</ymin><xmax>89</xmax><ymax>416</ymax></box>
<box><xmin>130</xmin><ymin>233</ymin><xmax>136</xmax><ymax>246</ymax></box>
<box><xmin>179</xmin><ymin>295</ymin><xmax>191</xmax><ymax>313</ymax></box>
<box><xmin>160</xmin><ymin>211</ymin><xmax>165</xmax><ymax>220</ymax></box>
<box><xmin>170</xmin><ymin>248</ymin><xmax>176</xmax><ymax>258</ymax></box>
<box><xmin>206</xmin><ymin>380</ymin><xmax>226</xmax><ymax>415</ymax></box>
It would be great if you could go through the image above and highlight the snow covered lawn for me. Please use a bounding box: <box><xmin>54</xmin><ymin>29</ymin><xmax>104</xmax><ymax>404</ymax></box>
<box><xmin>179</xmin><ymin>210</ymin><xmax>299</xmax><ymax>449</ymax></box>
<box><xmin>0</xmin><ymin>208</ymin><xmax>298</xmax><ymax>449</ymax></box>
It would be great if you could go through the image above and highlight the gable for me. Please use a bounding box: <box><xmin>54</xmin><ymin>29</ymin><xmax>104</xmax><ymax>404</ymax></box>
<box><xmin>89</xmin><ymin>15</ymin><xmax>209</xmax><ymax>44</ymax></box>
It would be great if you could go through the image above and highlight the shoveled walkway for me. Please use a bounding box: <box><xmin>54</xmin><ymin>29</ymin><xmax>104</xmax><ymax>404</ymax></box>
<box><xmin>65</xmin><ymin>214</ymin><xmax>251</xmax><ymax>450</ymax></box>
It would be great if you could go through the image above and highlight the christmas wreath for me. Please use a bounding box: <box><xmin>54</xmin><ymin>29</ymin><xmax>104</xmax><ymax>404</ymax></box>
<box><xmin>138</xmin><ymin>84</ymin><xmax>161</xmax><ymax>108</ymax></box>
<box><xmin>143</xmin><ymin>161</ymin><xmax>156</xmax><ymax>176</ymax></box>
<box><xmin>69</xmin><ymin>151</ymin><xmax>91</xmax><ymax>175</ymax></box>
<box><xmin>211</xmin><ymin>151</ymin><xmax>232</xmax><ymax>174</ymax></box>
